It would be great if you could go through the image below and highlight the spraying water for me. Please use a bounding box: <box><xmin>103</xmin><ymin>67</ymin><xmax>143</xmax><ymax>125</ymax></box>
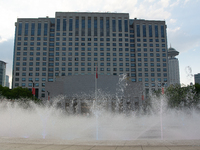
<box><xmin>0</xmin><ymin>75</ymin><xmax>200</xmax><ymax>140</ymax></box>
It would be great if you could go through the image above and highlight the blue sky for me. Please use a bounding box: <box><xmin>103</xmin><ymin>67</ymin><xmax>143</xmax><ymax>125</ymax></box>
<box><xmin>0</xmin><ymin>0</ymin><xmax>199</xmax><ymax>86</ymax></box>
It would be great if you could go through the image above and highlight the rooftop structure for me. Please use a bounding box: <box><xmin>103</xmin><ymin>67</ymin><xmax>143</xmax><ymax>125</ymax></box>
<box><xmin>168</xmin><ymin>46</ymin><xmax>180</xmax><ymax>85</ymax></box>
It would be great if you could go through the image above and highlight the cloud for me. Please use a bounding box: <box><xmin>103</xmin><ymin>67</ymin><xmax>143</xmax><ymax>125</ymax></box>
<box><xmin>169</xmin><ymin>19</ymin><xmax>177</xmax><ymax>23</ymax></box>
<box><xmin>184</xmin><ymin>0</ymin><xmax>190</xmax><ymax>5</ymax></box>
<box><xmin>168</xmin><ymin>27</ymin><xmax>181</xmax><ymax>32</ymax></box>
<box><xmin>0</xmin><ymin>36</ymin><xmax>7</xmax><ymax>43</ymax></box>
<box><xmin>168</xmin><ymin>27</ymin><xmax>200</xmax><ymax>54</ymax></box>
<box><xmin>170</xmin><ymin>0</ymin><xmax>180</xmax><ymax>7</ymax></box>
<box><xmin>129</xmin><ymin>0</ymin><xmax>171</xmax><ymax>20</ymax></box>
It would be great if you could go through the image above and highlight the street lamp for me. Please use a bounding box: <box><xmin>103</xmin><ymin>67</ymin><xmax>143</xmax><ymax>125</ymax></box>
<box><xmin>47</xmin><ymin>91</ymin><xmax>50</xmax><ymax>101</ymax></box>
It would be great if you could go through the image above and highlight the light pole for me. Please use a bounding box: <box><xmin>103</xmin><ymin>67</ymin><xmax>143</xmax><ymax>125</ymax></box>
<box><xmin>47</xmin><ymin>91</ymin><xmax>50</xmax><ymax>101</ymax></box>
<box><xmin>31</xmin><ymin>80</ymin><xmax>35</xmax><ymax>100</ymax></box>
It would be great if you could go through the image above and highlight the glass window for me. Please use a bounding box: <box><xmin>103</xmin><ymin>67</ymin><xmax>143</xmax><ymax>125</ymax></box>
<box><xmin>18</xmin><ymin>22</ymin><xmax>22</xmax><ymax>36</ymax></box>
<box><xmin>94</xmin><ymin>17</ymin><xmax>97</xmax><ymax>36</ymax></box>
<box><xmin>69</xmin><ymin>18</ymin><xmax>73</xmax><ymax>31</ymax></box>
<box><xmin>88</xmin><ymin>17</ymin><xmax>91</xmax><ymax>36</ymax></box>
<box><xmin>137</xmin><ymin>24</ymin><xmax>140</xmax><ymax>37</ymax></box>
<box><xmin>118</xmin><ymin>19</ymin><xmax>122</xmax><ymax>32</ymax></box>
<box><xmin>106</xmin><ymin>18</ymin><xmax>110</xmax><ymax>36</ymax></box>
<box><xmin>149</xmin><ymin>24</ymin><xmax>152</xmax><ymax>37</ymax></box>
<box><xmin>161</xmin><ymin>25</ymin><xmax>164</xmax><ymax>37</ymax></box>
<box><xmin>81</xmin><ymin>17</ymin><xmax>85</xmax><ymax>36</ymax></box>
<box><xmin>143</xmin><ymin>24</ymin><xmax>146</xmax><ymax>37</ymax></box>
<box><xmin>124</xmin><ymin>20</ymin><xmax>128</xmax><ymax>32</ymax></box>
<box><xmin>112</xmin><ymin>19</ymin><xmax>116</xmax><ymax>32</ymax></box>
<box><xmin>155</xmin><ymin>25</ymin><xmax>158</xmax><ymax>37</ymax></box>
<box><xmin>100</xmin><ymin>17</ymin><xmax>104</xmax><ymax>36</ymax></box>
<box><xmin>25</xmin><ymin>23</ymin><xmax>29</xmax><ymax>36</ymax></box>
<box><xmin>75</xmin><ymin>17</ymin><xmax>79</xmax><ymax>36</ymax></box>
<box><xmin>37</xmin><ymin>23</ymin><xmax>41</xmax><ymax>36</ymax></box>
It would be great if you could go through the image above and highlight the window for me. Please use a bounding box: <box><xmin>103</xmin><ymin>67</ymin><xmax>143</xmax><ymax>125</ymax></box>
<box><xmin>137</xmin><ymin>25</ymin><xmax>140</xmax><ymax>37</ymax></box>
<box><xmin>161</xmin><ymin>25</ymin><xmax>165</xmax><ymax>37</ymax></box>
<box><xmin>112</xmin><ymin>19</ymin><xmax>116</xmax><ymax>32</ymax></box>
<box><xmin>94</xmin><ymin>17</ymin><xmax>97</xmax><ymax>36</ymax></box>
<box><xmin>25</xmin><ymin>23</ymin><xmax>29</xmax><ymax>36</ymax></box>
<box><xmin>149</xmin><ymin>25</ymin><xmax>152</xmax><ymax>37</ymax></box>
<box><xmin>143</xmin><ymin>24</ymin><xmax>146</xmax><ymax>37</ymax></box>
<box><xmin>155</xmin><ymin>25</ymin><xmax>158</xmax><ymax>37</ymax></box>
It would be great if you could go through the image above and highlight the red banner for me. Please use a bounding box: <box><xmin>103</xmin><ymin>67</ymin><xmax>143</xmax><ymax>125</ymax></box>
<box><xmin>32</xmin><ymin>87</ymin><xmax>35</xmax><ymax>95</ymax></box>
<box><xmin>162</xmin><ymin>87</ymin><xmax>164</xmax><ymax>94</ymax></box>
<box><xmin>96</xmin><ymin>66</ymin><xmax>98</xmax><ymax>79</ymax></box>
<box><xmin>142</xmin><ymin>95</ymin><xmax>144</xmax><ymax>100</ymax></box>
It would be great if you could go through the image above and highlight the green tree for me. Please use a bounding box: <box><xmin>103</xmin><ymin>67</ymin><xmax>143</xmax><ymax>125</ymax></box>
<box><xmin>0</xmin><ymin>85</ymin><xmax>41</xmax><ymax>103</ymax></box>
<box><xmin>165</xmin><ymin>84</ymin><xmax>200</xmax><ymax>108</ymax></box>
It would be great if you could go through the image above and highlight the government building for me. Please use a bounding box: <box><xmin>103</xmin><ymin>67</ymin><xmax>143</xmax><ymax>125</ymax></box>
<box><xmin>12</xmin><ymin>12</ymin><xmax>169</xmax><ymax>104</ymax></box>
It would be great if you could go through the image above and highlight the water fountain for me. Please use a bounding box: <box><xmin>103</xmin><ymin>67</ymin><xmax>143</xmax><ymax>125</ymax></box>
<box><xmin>0</xmin><ymin>75</ymin><xmax>200</xmax><ymax>141</ymax></box>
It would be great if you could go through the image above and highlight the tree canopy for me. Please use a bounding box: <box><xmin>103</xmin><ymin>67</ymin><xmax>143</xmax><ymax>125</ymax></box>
<box><xmin>157</xmin><ymin>83</ymin><xmax>200</xmax><ymax>108</ymax></box>
<box><xmin>0</xmin><ymin>85</ymin><xmax>41</xmax><ymax>103</ymax></box>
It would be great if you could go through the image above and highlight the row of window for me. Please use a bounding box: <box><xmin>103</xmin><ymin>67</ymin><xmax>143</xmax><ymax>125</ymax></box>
<box><xmin>16</xmin><ymin>51</ymin><xmax>166</xmax><ymax>58</ymax></box>
<box><xmin>136</xmin><ymin>24</ymin><xmax>165</xmax><ymax>38</ymax></box>
<box><xmin>17</xmin><ymin>57</ymin><xmax>167</xmax><ymax>63</ymax></box>
<box><xmin>136</xmin><ymin>48</ymin><xmax>166</xmax><ymax>52</ymax></box>
<box><xmin>15</xmin><ymin>82</ymin><xmax>45</xmax><ymax>87</ymax></box>
<box><xmin>16</xmin><ymin>61</ymin><xmax>167</xmax><ymax>69</ymax></box>
<box><xmin>17</xmin><ymin>42</ymin><xmax>132</xmax><ymax>47</ymax></box>
<box><xmin>131</xmin><ymin>73</ymin><xmax>167</xmax><ymax>77</ymax></box>
<box><xmin>18</xmin><ymin>20</ymin><xmax>165</xmax><ymax>38</ymax></box>
<box><xmin>16</xmin><ymin>59</ymin><xmax>166</xmax><ymax>68</ymax></box>
<box><xmin>145</xmin><ymin>83</ymin><xmax>166</xmax><ymax>87</ymax></box>
<box><xmin>16</xmin><ymin>68</ymin><xmax>168</xmax><ymax>76</ymax></box>
<box><xmin>18</xmin><ymin>18</ymin><xmax>129</xmax><ymax>36</ymax></box>
<box><xmin>17</xmin><ymin>41</ymin><xmax>166</xmax><ymax>48</ymax></box>
<box><xmin>16</xmin><ymin>78</ymin><xmax>46</xmax><ymax>82</ymax></box>
<box><xmin>17</xmin><ymin>46</ymin><xmax>166</xmax><ymax>53</ymax></box>
<box><xmin>134</xmin><ymin>78</ymin><xmax>168</xmax><ymax>82</ymax></box>
<box><xmin>16</xmin><ymin>66</ymin><xmax>167</xmax><ymax>74</ymax></box>
<box><xmin>18</xmin><ymin>37</ymin><xmax>165</xmax><ymax>43</ymax></box>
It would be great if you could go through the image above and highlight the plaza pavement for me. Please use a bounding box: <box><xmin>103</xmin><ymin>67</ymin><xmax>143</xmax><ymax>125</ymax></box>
<box><xmin>0</xmin><ymin>137</ymin><xmax>200</xmax><ymax>150</ymax></box>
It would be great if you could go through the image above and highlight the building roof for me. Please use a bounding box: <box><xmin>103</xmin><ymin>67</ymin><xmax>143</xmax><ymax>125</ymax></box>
<box><xmin>0</xmin><ymin>60</ymin><xmax>6</xmax><ymax>64</ymax></box>
<box><xmin>168</xmin><ymin>47</ymin><xmax>179</xmax><ymax>57</ymax></box>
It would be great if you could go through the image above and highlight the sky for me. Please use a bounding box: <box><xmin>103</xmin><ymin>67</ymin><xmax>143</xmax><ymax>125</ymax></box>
<box><xmin>0</xmin><ymin>0</ymin><xmax>199</xmax><ymax>86</ymax></box>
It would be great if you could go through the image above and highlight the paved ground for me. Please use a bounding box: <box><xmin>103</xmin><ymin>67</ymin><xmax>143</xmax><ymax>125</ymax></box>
<box><xmin>0</xmin><ymin>137</ymin><xmax>200</xmax><ymax>150</ymax></box>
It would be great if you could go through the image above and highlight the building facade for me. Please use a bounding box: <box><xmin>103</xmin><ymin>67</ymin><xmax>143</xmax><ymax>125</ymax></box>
<box><xmin>5</xmin><ymin>75</ymin><xmax>10</xmax><ymax>88</ymax></box>
<box><xmin>12</xmin><ymin>12</ymin><xmax>169</xmax><ymax>99</ymax></box>
<box><xmin>194</xmin><ymin>73</ymin><xmax>200</xmax><ymax>84</ymax></box>
<box><xmin>168</xmin><ymin>47</ymin><xmax>180</xmax><ymax>85</ymax></box>
<box><xmin>0</xmin><ymin>60</ymin><xmax>6</xmax><ymax>86</ymax></box>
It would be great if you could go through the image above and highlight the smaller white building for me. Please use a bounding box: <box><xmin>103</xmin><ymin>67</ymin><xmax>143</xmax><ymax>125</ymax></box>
<box><xmin>168</xmin><ymin>47</ymin><xmax>180</xmax><ymax>85</ymax></box>
<box><xmin>0</xmin><ymin>60</ymin><xmax>6</xmax><ymax>86</ymax></box>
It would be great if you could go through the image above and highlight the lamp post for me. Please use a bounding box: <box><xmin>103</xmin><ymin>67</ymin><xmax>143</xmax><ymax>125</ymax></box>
<box><xmin>31</xmin><ymin>80</ymin><xmax>35</xmax><ymax>100</ymax></box>
<box><xmin>160</xmin><ymin>82</ymin><xmax>165</xmax><ymax>140</ymax></box>
<box><xmin>47</xmin><ymin>91</ymin><xmax>50</xmax><ymax>101</ymax></box>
